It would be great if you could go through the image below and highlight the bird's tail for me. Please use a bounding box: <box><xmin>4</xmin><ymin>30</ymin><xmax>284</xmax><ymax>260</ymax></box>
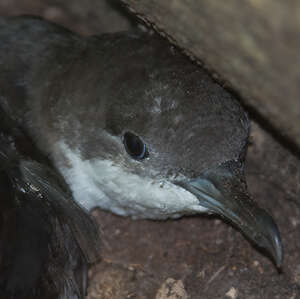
<box><xmin>0</xmin><ymin>110</ymin><xmax>100</xmax><ymax>298</ymax></box>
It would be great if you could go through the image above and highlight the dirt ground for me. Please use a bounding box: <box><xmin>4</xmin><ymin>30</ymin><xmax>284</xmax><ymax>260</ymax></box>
<box><xmin>1</xmin><ymin>1</ymin><xmax>300</xmax><ymax>298</ymax></box>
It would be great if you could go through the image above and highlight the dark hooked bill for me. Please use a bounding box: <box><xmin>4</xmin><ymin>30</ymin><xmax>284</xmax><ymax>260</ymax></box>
<box><xmin>175</xmin><ymin>160</ymin><xmax>282</xmax><ymax>268</ymax></box>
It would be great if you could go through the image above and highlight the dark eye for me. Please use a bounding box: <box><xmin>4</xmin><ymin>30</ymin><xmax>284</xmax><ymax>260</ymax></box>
<box><xmin>123</xmin><ymin>132</ymin><xmax>147</xmax><ymax>160</ymax></box>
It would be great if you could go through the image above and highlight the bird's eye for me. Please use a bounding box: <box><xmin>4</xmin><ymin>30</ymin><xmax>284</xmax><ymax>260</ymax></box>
<box><xmin>123</xmin><ymin>132</ymin><xmax>147</xmax><ymax>160</ymax></box>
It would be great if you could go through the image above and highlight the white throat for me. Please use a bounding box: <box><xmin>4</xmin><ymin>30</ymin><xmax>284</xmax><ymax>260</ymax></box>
<box><xmin>54</xmin><ymin>141</ymin><xmax>208</xmax><ymax>219</ymax></box>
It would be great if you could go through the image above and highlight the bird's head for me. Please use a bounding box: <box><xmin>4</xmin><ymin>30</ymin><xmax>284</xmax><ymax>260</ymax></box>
<box><xmin>52</xmin><ymin>33</ymin><xmax>282</xmax><ymax>267</ymax></box>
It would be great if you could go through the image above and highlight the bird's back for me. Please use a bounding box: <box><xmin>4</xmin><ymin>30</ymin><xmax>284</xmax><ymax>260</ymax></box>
<box><xmin>0</xmin><ymin>16</ymin><xmax>84</xmax><ymax>125</ymax></box>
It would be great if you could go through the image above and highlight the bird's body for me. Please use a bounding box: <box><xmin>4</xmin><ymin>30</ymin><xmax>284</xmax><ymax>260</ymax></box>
<box><xmin>0</xmin><ymin>15</ymin><xmax>282</xmax><ymax>298</ymax></box>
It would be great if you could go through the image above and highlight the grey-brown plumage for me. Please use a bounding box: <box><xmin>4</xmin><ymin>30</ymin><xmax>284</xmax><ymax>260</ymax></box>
<box><xmin>0</xmin><ymin>15</ymin><xmax>281</xmax><ymax>297</ymax></box>
<box><xmin>0</xmin><ymin>105</ymin><xmax>100</xmax><ymax>297</ymax></box>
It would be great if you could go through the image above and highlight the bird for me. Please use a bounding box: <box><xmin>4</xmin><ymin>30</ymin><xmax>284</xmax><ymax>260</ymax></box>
<box><xmin>0</xmin><ymin>15</ymin><xmax>282</xmax><ymax>295</ymax></box>
<box><xmin>0</xmin><ymin>101</ymin><xmax>100</xmax><ymax>296</ymax></box>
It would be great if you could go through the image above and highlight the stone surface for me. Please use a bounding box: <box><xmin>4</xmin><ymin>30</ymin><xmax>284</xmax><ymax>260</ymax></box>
<box><xmin>121</xmin><ymin>0</ymin><xmax>300</xmax><ymax>151</ymax></box>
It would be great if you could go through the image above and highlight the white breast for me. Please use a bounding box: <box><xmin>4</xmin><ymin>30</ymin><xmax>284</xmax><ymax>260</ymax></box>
<box><xmin>54</xmin><ymin>141</ymin><xmax>208</xmax><ymax>220</ymax></box>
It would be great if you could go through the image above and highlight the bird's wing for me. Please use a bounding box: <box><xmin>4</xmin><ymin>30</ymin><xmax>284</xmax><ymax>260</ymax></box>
<box><xmin>0</xmin><ymin>107</ymin><xmax>100</xmax><ymax>299</ymax></box>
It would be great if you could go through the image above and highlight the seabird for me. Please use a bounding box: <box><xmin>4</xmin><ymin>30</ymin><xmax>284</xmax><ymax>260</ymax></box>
<box><xmin>0</xmin><ymin>15</ymin><xmax>282</xmax><ymax>297</ymax></box>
